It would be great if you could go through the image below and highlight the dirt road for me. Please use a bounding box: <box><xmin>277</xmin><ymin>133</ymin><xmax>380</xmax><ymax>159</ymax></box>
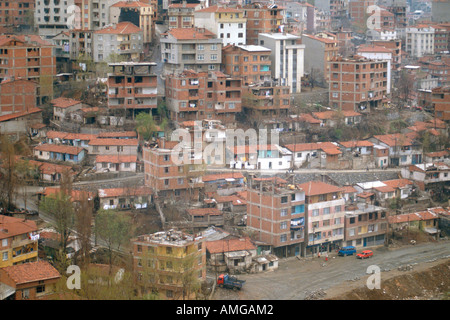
<box><xmin>211</xmin><ymin>240</ymin><xmax>450</xmax><ymax>300</ymax></box>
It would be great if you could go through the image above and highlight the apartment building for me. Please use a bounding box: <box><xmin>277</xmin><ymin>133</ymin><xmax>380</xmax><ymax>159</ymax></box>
<box><xmin>131</xmin><ymin>229</ymin><xmax>206</xmax><ymax>300</ymax></box>
<box><xmin>165</xmin><ymin>69</ymin><xmax>242</xmax><ymax>125</ymax></box>
<box><xmin>432</xmin><ymin>86</ymin><xmax>450</xmax><ymax>121</ymax></box>
<box><xmin>297</xmin><ymin>180</ymin><xmax>345</xmax><ymax>256</ymax></box>
<box><xmin>0</xmin><ymin>79</ymin><xmax>38</xmax><ymax>116</ymax></box>
<box><xmin>110</xmin><ymin>0</ymin><xmax>154</xmax><ymax>53</ymax></box>
<box><xmin>75</xmin><ymin>0</ymin><xmax>115</xmax><ymax>31</ymax></box>
<box><xmin>356</xmin><ymin>45</ymin><xmax>393</xmax><ymax>94</ymax></box>
<box><xmin>372</xmin><ymin>39</ymin><xmax>402</xmax><ymax>70</ymax></box>
<box><xmin>87</xmin><ymin>138</ymin><xmax>138</xmax><ymax>158</ymax></box>
<box><xmin>401</xmin><ymin>162</ymin><xmax>450</xmax><ymax>192</ymax></box>
<box><xmin>143</xmin><ymin>138</ymin><xmax>204</xmax><ymax>202</ymax></box>
<box><xmin>328</xmin><ymin>55</ymin><xmax>388</xmax><ymax>112</ymax></box>
<box><xmin>167</xmin><ymin>1</ymin><xmax>203</xmax><ymax>29</ymax></box>
<box><xmin>348</xmin><ymin>0</ymin><xmax>375</xmax><ymax>26</ymax></box>
<box><xmin>35</xmin><ymin>0</ymin><xmax>75</xmax><ymax>39</ymax></box>
<box><xmin>405</xmin><ymin>25</ymin><xmax>435</xmax><ymax>58</ymax></box>
<box><xmin>194</xmin><ymin>5</ymin><xmax>246</xmax><ymax>46</ymax></box>
<box><xmin>315</xmin><ymin>0</ymin><xmax>346</xmax><ymax>29</ymax></box>
<box><xmin>418</xmin><ymin>55</ymin><xmax>450</xmax><ymax>88</ymax></box>
<box><xmin>243</xmin><ymin>3</ymin><xmax>285</xmax><ymax>46</ymax></box>
<box><xmin>0</xmin><ymin>215</ymin><xmax>39</xmax><ymax>268</ymax></box>
<box><xmin>344</xmin><ymin>203</ymin><xmax>388</xmax><ymax>248</ymax></box>
<box><xmin>0</xmin><ymin>35</ymin><xmax>56</xmax><ymax>105</ymax></box>
<box><xmin>302</xmin><ymin>34</ymin><xmax>339</xmax><ymax>84</ymax></box>
<box><xmin>160</xmin><ymin>27</ymin><xmax>223</xmax><ymax>76</ymax></box>
<box><xmin>0</xmin><ymin>0</ymin><xmax>35</xmax><ymax>33</ymax></box>
<box><xmin>68</xmin><ymin>29</ymin><xmax>94</xmax><ymax>61</ymax></box>
<box><xmin>242</xmin><ymin>82</ymin><xmax>291</xmax><ymax>122</ymax></box>
<box><xmin>247</xmin><ymin>177</ymin><xmax>306</xmax><ymax>258</ymax></box>
<box><xmin>107</xmin><ymin>62</ymin><xmax>158</xmax><ymax>117</ymax></box>
<box><xmin>222</xmin><ymin>44</ymin><xmax>272</xmax><ymax>86</ymax></box>
<box><xmin>258</xmin><ymin>32</ymin><xmax>305</xmax><ymax>93</ymax></box>
<box><xmin>93</xmin><ymin>22</ymin><xmax>144</xmax><ymax>62</ymax></box>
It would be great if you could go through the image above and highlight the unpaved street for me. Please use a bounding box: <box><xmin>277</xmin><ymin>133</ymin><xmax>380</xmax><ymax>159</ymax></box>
<box><xmin>211</xmin><ymin>240</ymin><xmax>450</xmax><ymax>300</ymax></box>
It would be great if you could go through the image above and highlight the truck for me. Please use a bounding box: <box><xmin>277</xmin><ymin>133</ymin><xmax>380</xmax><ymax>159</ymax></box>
<box><xmin>217</xmin><ymin>274</ymin><xmax>245</xmax><ymax>290</ymax></box>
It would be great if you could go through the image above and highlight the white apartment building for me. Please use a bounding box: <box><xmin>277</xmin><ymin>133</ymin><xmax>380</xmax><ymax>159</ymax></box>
<box><xmin>258</xmin><ymin>33</ymin><xmax>305</xmax><ymax>93</ymax></box>
<box><xmin>35</xmin><ymin>0</ymin><xmax>75</xmax><ymax>39</ymax></box>
<box><xmin>194</xmin><ymin>5</ymin><xmax>246</xmax><ymax>46</ymax></box>
<box><xmin>406</xmin><ymin>25</ymin><xmax>435</xmax><ymax>58</ymax></box>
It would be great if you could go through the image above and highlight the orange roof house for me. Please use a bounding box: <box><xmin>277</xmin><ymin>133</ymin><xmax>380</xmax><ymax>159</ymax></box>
<box><xmin>0</xmin><ymin>260</ymin><xmax>61</xmax><ymax>300</ymax></box>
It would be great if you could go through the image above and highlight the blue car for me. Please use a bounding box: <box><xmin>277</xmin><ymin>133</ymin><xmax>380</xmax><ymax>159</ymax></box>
<box><xmin>338</xmin><ymin>246</ymin><xmax>356</xmax><ymax>256</ymax></box>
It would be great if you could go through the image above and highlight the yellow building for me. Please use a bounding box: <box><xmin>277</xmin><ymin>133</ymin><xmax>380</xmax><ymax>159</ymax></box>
<box><xmin>0</xmin><ymin>216</ymin><xmax>39</xmax><ymax>268</ymax></box>
<box><xmin>132</xmin><ymin>229</ymin><xmax>206</xmax><ymax>300</ymax></box>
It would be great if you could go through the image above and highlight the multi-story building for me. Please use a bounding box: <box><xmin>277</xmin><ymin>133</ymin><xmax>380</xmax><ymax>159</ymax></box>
<box><xmin>258</xmin><ymin>32</ymin><xmax>305</xmax><ymax>93</ymax></box>
<box><xmin>405</xmin><ymin>25</ymin><xmax>435</xmax><ymax>58</ymax></box>
<box><xmin>106</xmin><ymin>62</ymin><xmax>158</xmax><ymax>118</ymax></box>
<box><xmin>35</xmin><ymin>0</ymin><xmax>75</xmax><ymax>39</ymax></box>
<box><xmin>433</xmin><ymin>24</ymin><xmax>450</xmax><ymax>54</ymax></box>
<box><xmin>0</xmin><ymin>35</ymin><xmax>56</xmax><ymax>105</ymax></box>
<box><xmin>242</xmin><ymin>82</ymin><xmax>291</xmax><ymax>121</ymax></box>
<box><xmin>247</xmin><ymin>177</ymin><xmax>306</xmax><ymax>258</ymax></box>
<box><xmin>356</xmin><ymin>44</ymin><xmax>393</xmax><ymax>94</ymax></box>
<box><xmin>143</xmin><ymin>138</ymin><xmax>204</xmax><ymax>202</ymax></box>
<box><xmin>370</xmin><ymin>133</ymin><xmax>423</xmax><ymax>167</ymax></box>
<box><xmin>0</xmin><ymin>0</ymin><xmax>35</xmax><ymax>34</ymax></box>
<box><xmin>131</xmin><ymin>229</ymin><xmax>206</xmax><ymax>300</ymax></box>
<box><xmin>68</xmin><ymin>29</ymin><xmax>94</xmax><ymax>61</ymax></box>
<box><xmin>328</xmin><ymin>55</ymin><xmax>388</xmax><ymax>112</ymax></box>
<box><xmin>432</xmin><ymin>86</ymin><xmax>450</xmax><ymax>121</ymax></box>
<box><xmin>418</xmin><ymin>55</ymin><xmax>450</xmax><ymax>87</ymax></box>
<box><xmin>372</xmin><ymin>39</ymin><xmax>402</xmax><ymax>70</ymax></box>
<box><xmin>165</xmin><ymin>69</ymin><xmax>242</xmax><ymax>125</ymax></box>
<box><xmin>93</xmin><ymin>22</ymin><xmax>144</xmax><ymax>62</ymax></box>
<box><xmin>75</xmin><ymin>0</ymin><xmax>116</xmax><ymax>31</ymax></box>
<box><xmin>109</xmin><ymin>0</ymin><xmax>154</xmax><ymax>53</ymax></box>
<box><xmin>243</xmin><ymin>3</ymin><xmax>285</xmax><ymax>46</ymax></box>
<box><xmin>193</xmin><ymin>5</ymin><xmax>246</xmax><ymax>46</ymax></box>
<box><xmin>348</xmin><ymin>0</ymin><xmax>375</xmax><ymax>26</ymax></box>
<box><xmin>0</xmin><ymin>215</ymin><xmax>39</xmax><ymax>268</ymax></box>
<box><xmin>160</xmin><ymin>27</ymin><xmax>223</xmax><ymax>76</ymax></box>
<box><xmin>344</xmin><ymin>203</ymin><xmax>388</xmax><ymax>248</ymax></box>
<box><xmin>314</xmin><ymin>0</ymin><xmax>347</xmax><ymax>29</ymax></box>
<box><xmin>302</xmin><ymin>34</ymin><xmax>339</xmax><ymax>84</ymax></box>
<box><xmin>222</xmin><ymin>44</ymin><xmax>272</xmax><ymax>86</ymax></box>
<box><xmin>297</xmin><ymin>180</ymin><xmax>345</xmax><ymax>256</ymax></box>
<box><xmin>0</xmin><ymin>79</ymin><xmax>38</xmax><ymax>116</ymax></box>
<box><xmin>167</xmin><ymin>1</ymin><xmax>203</xmax><ymax>29</ymax></box>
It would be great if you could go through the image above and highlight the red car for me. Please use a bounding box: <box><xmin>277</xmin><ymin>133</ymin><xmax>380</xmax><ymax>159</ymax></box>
<box><xmin>356</xmin><ymin>250</ymin><xmax>373</xmax><ymax>259</ymax></box>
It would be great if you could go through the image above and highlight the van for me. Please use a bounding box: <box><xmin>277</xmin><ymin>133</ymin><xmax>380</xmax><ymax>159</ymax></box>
<box><xmin>338</xmin><ymin>246</ymin><xmax>356</xmax><ymax>256</ymax></box>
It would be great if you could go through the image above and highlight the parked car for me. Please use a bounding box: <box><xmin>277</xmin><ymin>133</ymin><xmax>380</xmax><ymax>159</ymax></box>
<box><xmin>338</xmin><ymin>246</ymin><xmax>356</xmax><ymax>256</ymax></box>
<box><xmin>356</xmin><ymin>250</ymin><xmax>373</xmax><ymax>259</ymax></box>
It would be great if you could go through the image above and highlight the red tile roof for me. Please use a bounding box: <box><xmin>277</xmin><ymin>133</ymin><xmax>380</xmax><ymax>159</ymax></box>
<box><xmin>339</xmin><ymin>140</ymin><xmax>374</xmax><ymax>148</ymax></box>
<box><xmin>202</xmin><ymin>172</ymin><xmax>244</xmax><ymax>182</ymax></box>
<box><xmin>97</xmin><ymin>131</ymin><xmax>137</xmax><ymax>138</ymax></box>
<box><xmin>46</xmin><ymin>131</ymin><xmax>97</xmax><ymax>141</ymax></box>
<box><xmin>51</xmin><ymin>97</ymin><xmax>82</xmax><ymax>109</ymax></box>
<box><xmin>89</xmin><ymin>138</ymin><xmax>139</xmax><ymax>146</ymax></box>
<box><xmin>0</xmin><ymin>34</ymin><xmax>53</xmax><ymax>47</ymax></box>
<box><xmin>95</xmin><ymin>22</ymin><xmax>142</xmax><ymax>35</ymax></box>
<box><xmin>297</xmin><ymin>181</ymin><xmax>342</xmax><ymax>196</ymax></box>
<box><xmin>1</xmin><ymin>261</ymin><xmax>60</xmax><ymax>285</ymax></box>
<box><xmin>206</xmin><ymin>237</ymin><xmax>255</xmax><ymax>254</ymax></box>
<box><xmin>111</xmin><ymin>1</ymin><xmax>151</xmax><ymax>7</ymax></box>
<box><xmin>95</xmin><ymin>155</ymin><xmax>137</xmax><ymax>163</ymax></box>
<box><xmin>373</xmin><ymin>133</ymin><xmax>414</xmax><ymax>147</ymax></box>
<box><xmin>28</xmin><ymin>160</ymin><xmax>75</xmax><ymax>175</ymax></box>
<box><xmin>0</xmin><ymin>215</ymin><xmax>38</xmax><ymax>240</ymax></box>
<box><xmin>383</xmin><ymin>179</ymin><xmax>413</xmax><ymax>189</ymax></box>
<box><xmin>34</xmin><ymin>143</ymin><xmax>85</xmax><ymax>155</ymax></box>
<box><xmin>0</xmin><ymin>108</ymin><xmax>42</xmax><ymax>123</ymax></box>
<box><xmin>166</xmin><ymin>28</ymin><xmax>216</xmax><ymax>40</ymax></box>
<box><xmin>43</xmin><ymin>187</ymin><xmax>94</xmax><ymax>202</ymax></box>
<box><xmin>97</xmin><ymin>187</ymin><xmax>152</xmax><ymax>198</ymax></box>
<box><xmin>196</xmin><ymin>5</ymin><xmax>242</xmax><ymax>13</ymax></box>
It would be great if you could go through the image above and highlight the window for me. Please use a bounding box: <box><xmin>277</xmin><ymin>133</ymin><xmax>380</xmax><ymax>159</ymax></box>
<box><xmin>210</xmin><ymin>44</ymin><xmax>217</xmax><ymax>50</ymax></box>
<box><xmin>280</xmin><ymin>209</ymin><xmax>288</xmax><ymax>216</ymax></box>
<box><xmin>166</xmin><ymin>247</ymin><xmax>172</xmax><ymax>254</ymax></box>
<box><xmin>280</xmin><ymin>221</ymin><xmax>287</xmax><ymax>230</ymax></box>
<box><xmin>280</xmin><ymin>234</ymin><xmax>287</xmax><ymax>242</ymax></box>
<box><xmin>2</xmin><ymin>251</ymin><xmax>7</xmax><ymax>261</ymax></box>
<box><xmin>197</xmin><ymin>44</ymin><xmax>204</xmax><ymax>50</ymax></box>
<box><xmin>178</xmin><ymin>178</ymin><xmax>184</xmax><ymax>185</ymax></box>
<box><xmin>323</xmin><ymin>207</ymin><xmax>330</xmax><ymax>215</ymax></box>
<box><xmin>36</xmin><ymin>285</ymin><xmax>46</xmax><ymax>294</ymax></box>
<box><xmin>22</xmin><ymin>289</ymin><xmax>30</xmax><ymax>299</ymax></box>
<box><xmin>335</xmin><ymin>205</ymin><xmax>341</xmax><ymax>212</ymax></box>
<box><xmin>281</xmin><ymin>196</ymin><xmax>288</xmax><ymax>203</ymax></box>
<box><xmin>312</xmin><ymin>209</ymin><xmax>319</xmax><ymax>217</ymax></box>
<box><xmin>197</xmin><ymin>54</ymin><xmax>204</xmax><ymax>61</ymax></box>
<box><xmin>1</xmin><ymin>239</ymin><xmax>7</xmax><ymax>247</ymax></box>
<box><xmin>210</xmin><ymin>54</ymin><xmax>217</xmax><ymax>61</ymax></box>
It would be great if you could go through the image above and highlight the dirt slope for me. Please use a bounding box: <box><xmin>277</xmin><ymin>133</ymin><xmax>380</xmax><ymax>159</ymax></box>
<box><xmin>326</xmin><ymin>259</ymin><xmax>450</xmax><ymax>300</ymax></box>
